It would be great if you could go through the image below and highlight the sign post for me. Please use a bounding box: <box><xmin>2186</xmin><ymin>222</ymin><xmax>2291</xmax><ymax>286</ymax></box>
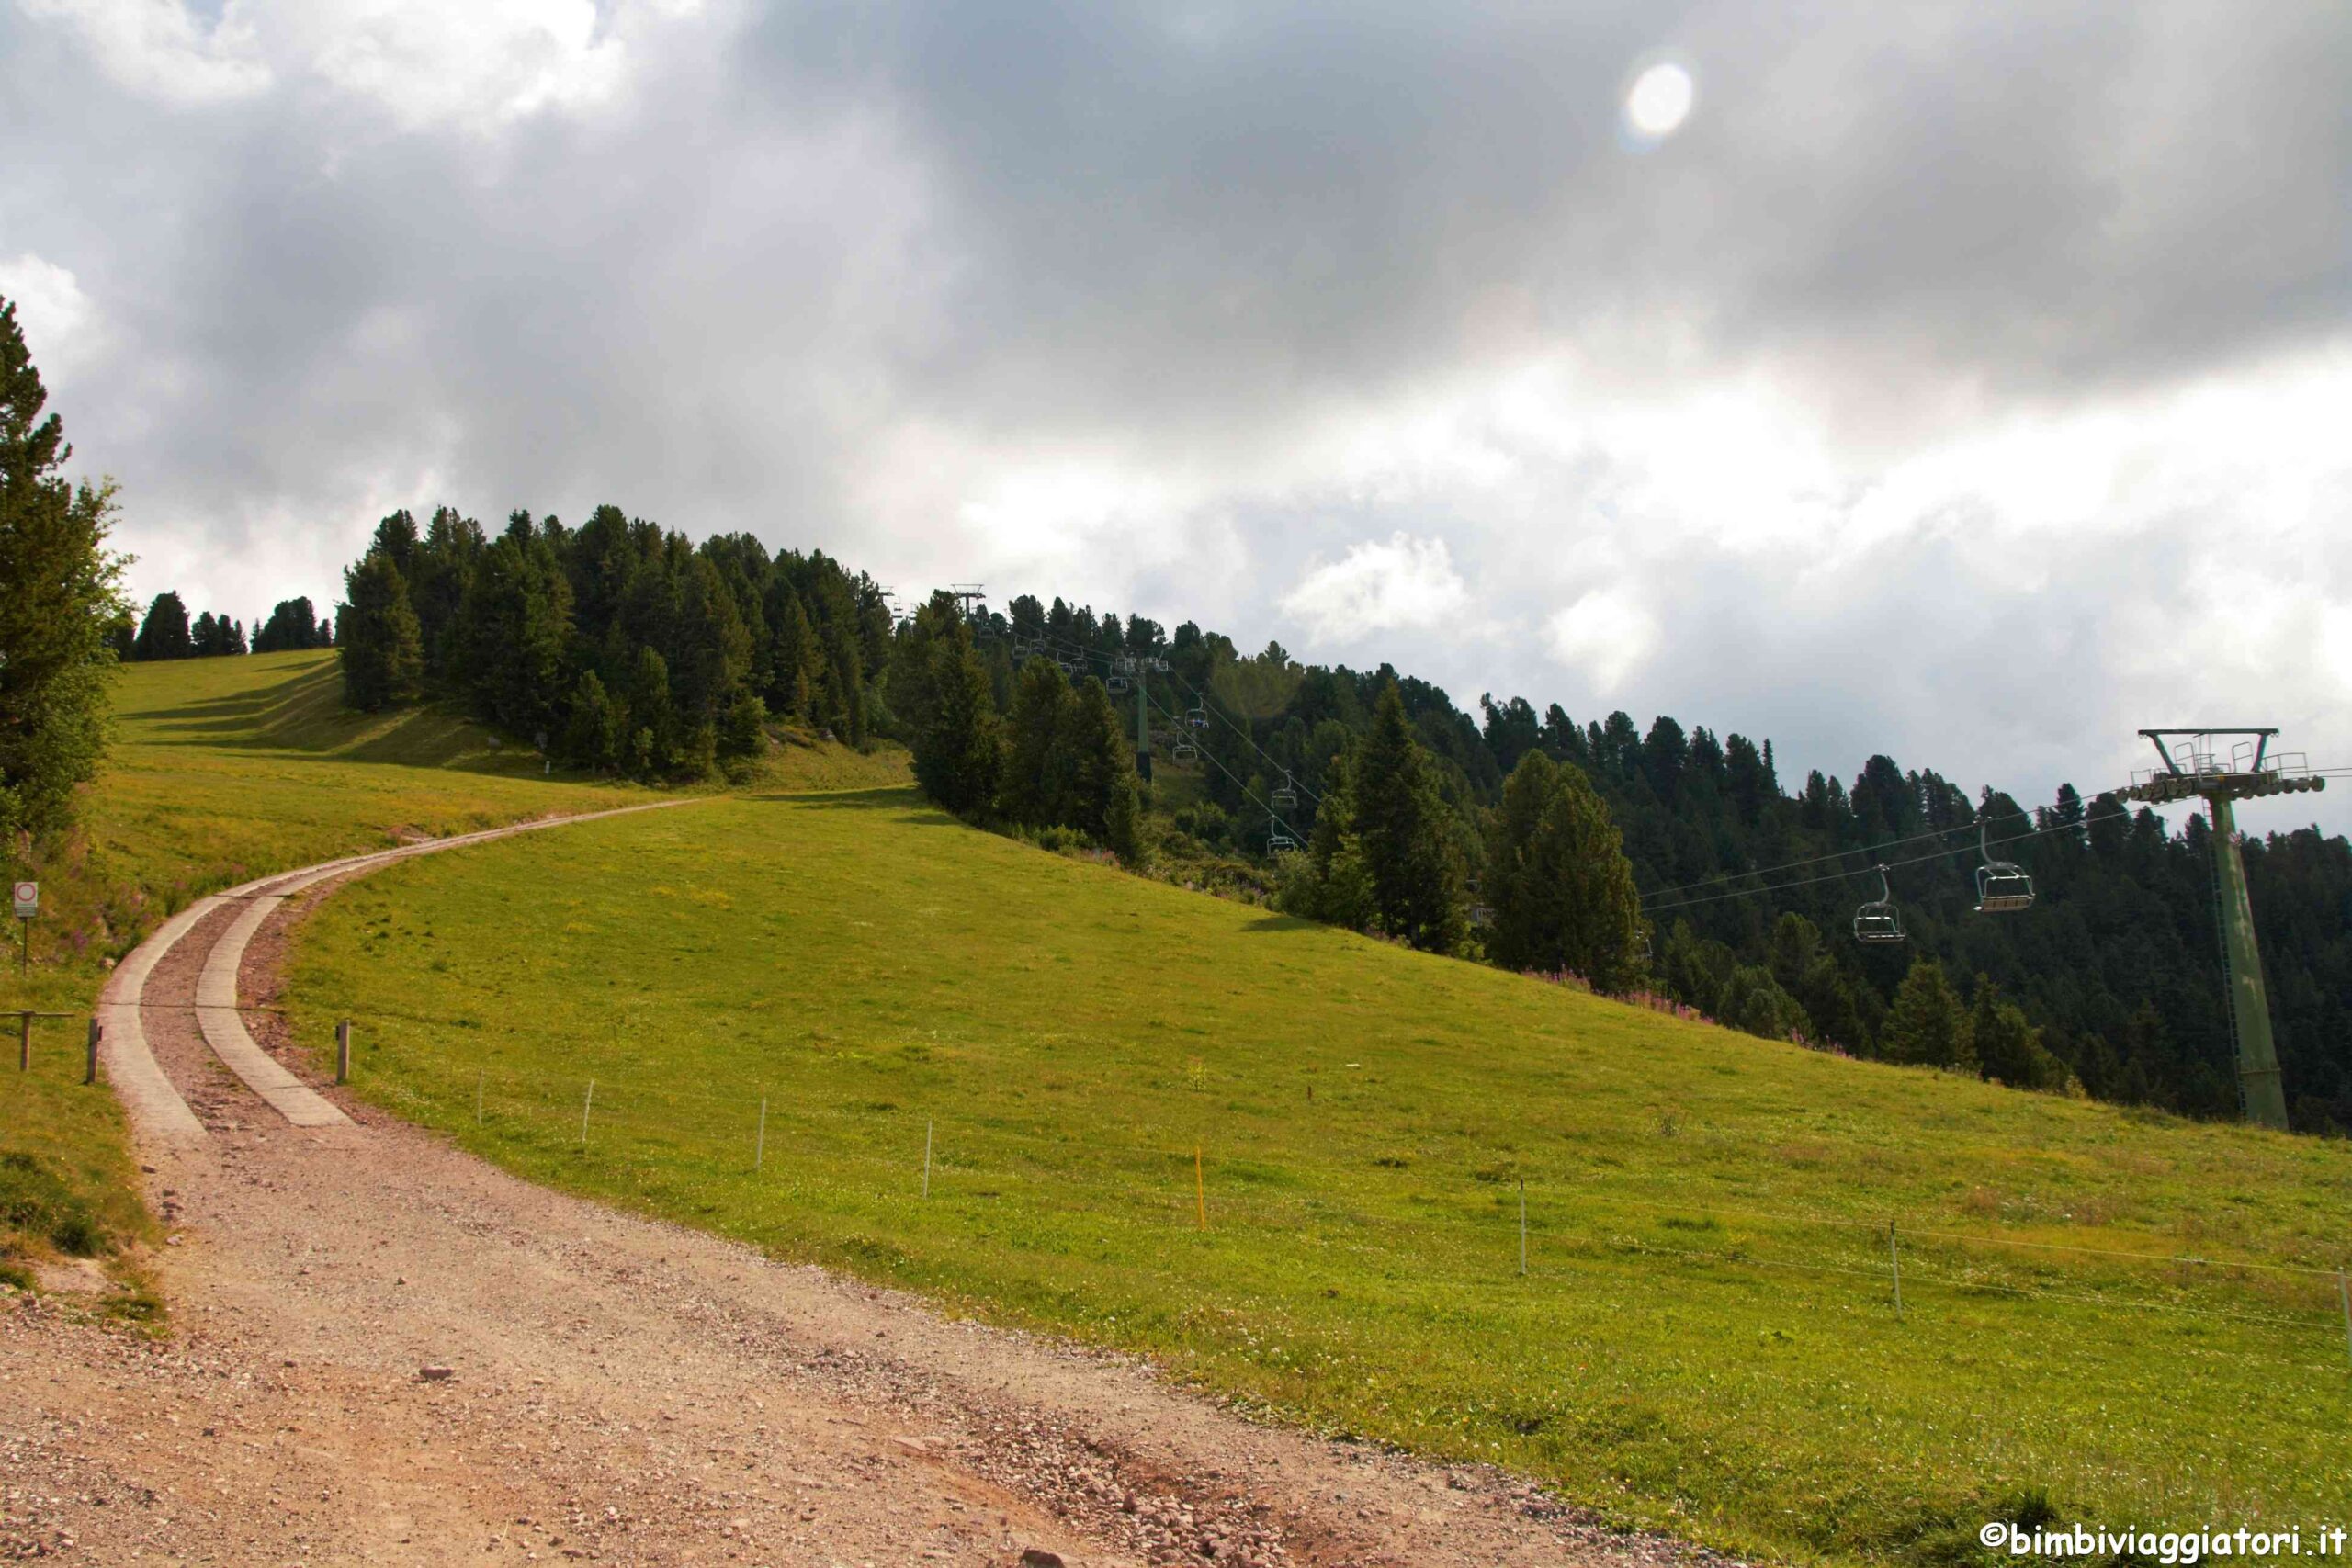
<box><xmin>10</xmin><ymin>881</ymin><xmax>33</xmax><ymax>976</ymax></box>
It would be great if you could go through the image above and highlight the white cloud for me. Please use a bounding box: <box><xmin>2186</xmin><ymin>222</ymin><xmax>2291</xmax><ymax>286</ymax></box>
<box><xmin>0</xmin><ymin>253</ymin><xmax>105</xmax><ymax>383</ymax></box>
<box><xmin>286</xmin><ymin>0</ymin><xmax>626</xmax><ymax>130</ymax></box>
<box><xmin>1544</xmin><ymin>586</ymin><xmax>1658</xmax><ymax>695</ymax></box>
<box><xmin>17</xmin><ymin>0</ymin><xmax>269</xmax><ymax>105</ymax></box>
<box><xmin>1280</xmin><ymin>533</ymin><xmax>1468</xmax><ymax>643</ymax></box>
<box><xmin>18</xmin><ymin>0</ymin><xmax>632</xmax><ymax>130</ymax></box>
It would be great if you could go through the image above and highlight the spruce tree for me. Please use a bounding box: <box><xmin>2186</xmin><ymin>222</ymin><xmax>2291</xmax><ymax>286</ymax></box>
<box><xmin>1277</xmin><ymin>751</ymin><xmax>1374</xmax><ymax>928</ymax></box>
<box><xmin>1484</xmin><ymin>749</ymin><xmax>1642</xmax><ymax>986</ymax></box>
<box><xmin>997</xmin><ymin>655</ymin><xmax>1075</xmax><ymax>826</ymax></box>
<box><xmin>1970</xmin><ymin>977</ymin><xmax>2065</xmax><ymax>1090</ymax></box>
<box><xmin>458</xmin><ymin>532</ymin><xmax>573</xmax><ymax>739</ymax></box>
<box><xmin>561</xmin><ymin>668</ymin><xmax>624</xmax><ymax>771</ymax></box>
<box><xmin>1066</xmin><ymin>677</ymin><xmax>1137</xmax><ymax>844</ymax></box>
<box><xmin>765</xmin><ymin>589</ymin><xmax>822</xmax><ymax>721</ymax></box>
<box><xmin>1351</xmin><ymin>681</ymin><xmax>1466</xmax><ymax>953</ymax></box>
<box><xmin>133</xmin><ymin>592</ymin><xmax>193</xmax><ymax>660</ymax></box>
<box><xmin>0</xmin><ymin>296</ymin><xmax>128</xmax><ymax>849</ymax></box>
<box><xmin>1485</xmin><ymin>750</ymin><xmax>1560</xmax><ymax>971</ymax></box>
<box><xmin>627</xmin><ymin>646</ymin><xmax>676</xmax><ymax>773</ymax></box>
<box><xmin>1883</xmin><ymin>958</ymin><xmax>1975</xmax><ymax>1070</ymax></box>
<box><xmin>336</xmin><ymin>552</ymin><xmax>424</xmax><ymax>711</ymax></box>
<box><xmin>911</xmin><ymin>629</ymin><xmax>1001</xmax><ymax>816</ymax></box>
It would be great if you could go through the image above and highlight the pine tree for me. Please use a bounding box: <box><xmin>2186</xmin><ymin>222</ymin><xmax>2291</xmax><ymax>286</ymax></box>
<box><xmin>1485</xmin><ymin>750</ymin><xmax>1561</xmax><ymax>971</ymax></box>
<box><xmin>627</xmin><ymin>646</ymin><xmax>676</xmax><ymax>774</ymax></box>
<box><xmin>1277</xmin><ymin>751</ymin><xmax>1375</xmax><ymax>928</ymax></box>
<box><xmin>1883</xmin><ymin>958</ymin><xmax>1975</xmax><ymax>1070</ymax></box>
<box><xmin>336</xmin><ymin>552</ymin><xmax>424</xmax><ymax>711</ymax></box>
<box><xmin>133</xmin><ymin>592</ymin><xmax>193</xmax><ymax>660</ymax></box>
<box><xmin>0</xmin><ymin>295</ymin><xmax>128</xmax><ymax>849</ymax></box>
<box><xmin>1970</xmin><ymin>976</ymin><xmax>2066</xmax><ymax>1090</ymax></box>
<box><xmin>911</xmin><ymin>629</ymin><xmax>1001</xmax><ymax>816</ymax></box>
<box><xmin>997</xmin><ymin>656</ymin><xmax>1075</xmax><ymax>826</ymax></box>
<box><xmin>1484</xmin><ymin>750</ymin><xmax>1642</xmax><ymax>986</ymax></box>
<box><xmin>1351</xmin><ymin>682</ymin><xmax>1466</xmax><ymax>953</ymax></box>
<box><xmin>561</xmin><ymin>668</ymin><xmax>624</xmax><ymax>771</ymax></box>
<box><xmin>764</xmin><ymin>588</ymin><xmax>821</xmax><ymax>721</ymax></box>
<box><xmin>1066</xmin><ymin>677</ymin><xmax>1138</xmax><ymax>845</ymax></box>
<box><xmin>458</xmin><ymin>532</ymin><xmax>573</xmax><ymax>739</ymax></box>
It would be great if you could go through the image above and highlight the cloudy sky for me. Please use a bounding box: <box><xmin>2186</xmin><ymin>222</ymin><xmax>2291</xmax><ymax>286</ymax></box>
<box><xmin>5</xmin><ymin>0</ymin><xmax>2348</xmax><ymax>829</ymax></box>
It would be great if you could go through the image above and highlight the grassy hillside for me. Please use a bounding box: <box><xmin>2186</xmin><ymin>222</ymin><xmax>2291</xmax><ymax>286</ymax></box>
<box><xmin>286</xmin><ymin>790</ymin><xmax>2352</xmax><ymax>1565</ymax></box>
<box><xmin>0</xmin><ymin>650</ymin><xmax>905</xmax><ymax>1291</ymax></box>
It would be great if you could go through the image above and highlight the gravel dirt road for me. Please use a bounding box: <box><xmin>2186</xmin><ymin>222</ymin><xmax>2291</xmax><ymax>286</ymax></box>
<box><xmin>4</xmin><ymin>817</ymin><xmax>1736</xmax><ymax>1568</ymax></box>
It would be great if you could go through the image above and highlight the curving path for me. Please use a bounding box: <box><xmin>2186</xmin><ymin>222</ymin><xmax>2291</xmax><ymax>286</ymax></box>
<box><xmin>4</xmin><ymin>803</ymin><xmax>1725</xmax><ymax>1568</ymax></box>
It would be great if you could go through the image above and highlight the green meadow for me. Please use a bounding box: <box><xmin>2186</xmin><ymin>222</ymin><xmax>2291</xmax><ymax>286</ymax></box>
<box><xmin>286</xmin><ymin>789</ymin><xmax>2352</xmax><ymax>1566</ymax></box>
<box><xmin>0</xmin><ymin>650</ymin><xmax>900</xmax><ymax>1286</ymax></box>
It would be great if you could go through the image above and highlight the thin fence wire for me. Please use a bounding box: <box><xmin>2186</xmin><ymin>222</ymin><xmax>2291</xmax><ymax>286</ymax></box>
<box><xmin>357</xmin><ymin>1045</ymin><xmax>2352</xmax><ymax>1354</ymax></box>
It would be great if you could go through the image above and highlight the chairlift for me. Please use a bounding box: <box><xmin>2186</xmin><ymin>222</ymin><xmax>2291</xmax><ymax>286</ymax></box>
<box><xmin>1107</xmin><ymin>674</ymin><xmax>1130</xmax><ymax>694</ymax></box>
<box><xmin>1852</xmin><ymin>864</ymin><xmax>1905</xmax><ymax>943</ymax></box>
<box><xmin>1173</xmin><ymin>741</ymin><xmax>1198</xmax><ymax>762</ymax></box>
<box><xmin>1973</xmin><ymin>820</ymin><xmax>2034</xmax><ymax>914</ymax></box>
<box><xmin>1186</xmin><ymin>702</ymin><xmax>1208</xmax><ymax>729</ymax></box>
<box><xmin>1057</xmin><ymin>659</ymin><xmax>1081</xmax><ymax>678</ymax></box>
<box><xmin>1268</xmin><ymin>815</ymin><xmax>1299</xmax><ymax>853</ymax></box>
<box><xmin>1271</xmin><ymin>771</ymin><xmax>1299</xmax><ymax>809</ymax></box>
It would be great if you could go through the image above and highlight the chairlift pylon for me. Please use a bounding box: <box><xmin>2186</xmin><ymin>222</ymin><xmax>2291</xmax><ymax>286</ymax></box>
<box><xmin>1852</xmin><ymin>863</ymin><xmax>1905</xmax><ymax>943</ymax></box>
<box><xmin>1973</xmin><ymin>818</ymin><xmax>2035</xmax><ymax>914</ymax></box>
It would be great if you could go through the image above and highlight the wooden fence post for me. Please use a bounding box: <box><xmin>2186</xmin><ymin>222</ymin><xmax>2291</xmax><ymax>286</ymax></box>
<box><xmin>85</xmin><ymin>1018</ymin><xmax>101</xmax><ymax>1086</ymax></box>
<box><xmin>335</xmin><ymin>1020</ymin><xmax>351</xmax><ymax>1084</ymax></box>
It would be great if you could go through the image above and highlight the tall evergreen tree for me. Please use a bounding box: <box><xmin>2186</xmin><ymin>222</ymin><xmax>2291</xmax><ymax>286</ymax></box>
<box><xmin>336</xmin><ymin>552</ymin><xmax>424</xmax><ymax>711</ymax></box>
<box><xmin>1970</xmin><ymin>976</ymin><xmax>2066</xmax><ymax>1091</ymax></box>
<box><xmin>1883</xmin><ymin>958</ymin><xmax>1975</xmax><ymax>1071</ymax></box>
<box><xmin>132</xmin><ymin>592</ymin><xmax>193</xmax><ymax>660</ymax></box>
<box><xmin>1065</xmin><ymin>676</ymin><xmax>1139</xmax><ymax>846</ymax></box>
<box><xmin>627</xmin><ymin>646</ymin><xmax>676</xmax><ymax>774</ymax></box>
<box><xmin>764</xmin><ymin>587</ymin><xmax>822</xmax><ymax>721</ymax></box>
<box><xmin>561</xmin><ymin>668</ymin><xmax>624</xmax><ymax>771</ymax></box>
<box><xmin>0</xmin><ymin>296</ymin><xmax>128</xmax><ymax>850</ymax></box>
<box><xmin>997</xmin><ymin>656</ymin><xmax>1076</xmax><ymax>827</ymax></box>
<box><xmin>1485</xmin><ymin>750</ymin><xmax>1645</xmax><ymax>987</ymax></box>
<box><xmin>1351</xmin><ymin>682</ymin><xmax>1467</xmax><ymax>953</ymax></box>
<box><xmin>458</xmin><ymin>531</ymin><xmax>573</xmax><ymax>737</ymax></box>
<box><xmin>911</xmin><ymin>628</ymin><xmax>1001</xmax><ymax>816</ymax></box>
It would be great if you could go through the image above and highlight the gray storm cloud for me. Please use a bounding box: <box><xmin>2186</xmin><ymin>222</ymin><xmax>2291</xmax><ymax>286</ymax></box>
<box><xmin>2</xmin><ymin>0</ymin><xmax>2346</xmax><ymax>825</ymax></box>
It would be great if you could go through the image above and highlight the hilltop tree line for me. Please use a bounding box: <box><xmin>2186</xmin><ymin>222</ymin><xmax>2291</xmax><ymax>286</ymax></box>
<box><xmin>111</xmin><ymin>590</ymin><xmax>336</xmax><ymax>660</ymax></box>
<box><xmin>335</xmin><ymin>506</ymin><xmax>889</xmax><ymax>778</ymax></box>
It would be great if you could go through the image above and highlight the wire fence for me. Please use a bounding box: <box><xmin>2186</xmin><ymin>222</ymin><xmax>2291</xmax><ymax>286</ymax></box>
<box><xmin>332</xmin><ymin>1039</ymin><xmax>2352</xmax><ymax>1371</ymax></box>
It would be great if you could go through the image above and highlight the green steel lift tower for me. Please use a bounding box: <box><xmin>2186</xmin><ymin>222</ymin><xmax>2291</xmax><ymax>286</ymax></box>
<box><xmin>2120</xmin><ymin>729</ymin><xmax>2327</xmax><ymax>1130</ymax></box>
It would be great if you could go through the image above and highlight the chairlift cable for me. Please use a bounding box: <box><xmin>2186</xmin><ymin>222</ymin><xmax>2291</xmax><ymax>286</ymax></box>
<box><xmin>1641</xmin><ymin>806</ymin><xmax>2139</xmax><ymax>917</ymax></box>
<box><xmin>1024</xmin><ymin>626</ymin><xmax>1329</xmax><ymax>807</ymax></box>
<box><xmin>1141</xmin><ymin>687</ymin><xmax>1312</xmax><ymax>849</ymax></box>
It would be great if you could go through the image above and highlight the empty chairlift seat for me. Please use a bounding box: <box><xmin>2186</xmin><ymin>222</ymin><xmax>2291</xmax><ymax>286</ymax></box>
<box><xmin>1853</xmin><ymin>864</ymin><xmax>1905</xmax><ymax>943</ymax></box>
<box><xmin>1973</xmin><ymin>821</ymin><xmax>2035</xmax><ymax>913</ymax></box>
